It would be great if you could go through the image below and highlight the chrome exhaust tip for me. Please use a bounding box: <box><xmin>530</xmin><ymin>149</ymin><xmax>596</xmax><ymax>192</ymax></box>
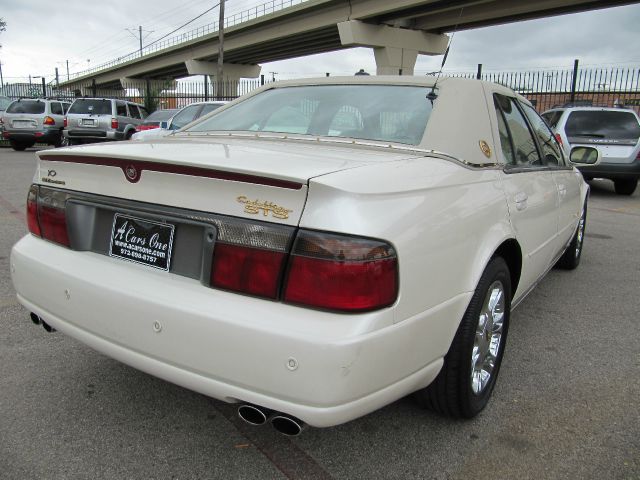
<box><xmin>238</xmin><ymin>404</ymin><xmax>270</xmax><ymax>426</ymax></box>
<box><xmin>271</xmin><ymin>415</ymin><xmax>305</xmax><ymax>436</ymax></box>
<box><xmin>30</xmin><ymin>312</ymin><xmax>41</xmax><ymax>325</ymax></box>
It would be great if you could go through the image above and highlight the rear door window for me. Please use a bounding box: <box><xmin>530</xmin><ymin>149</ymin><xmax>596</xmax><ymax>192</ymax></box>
<box><xmin>128</xmin><ymin>104</ymin><xmax>142</xmax><ymax>119</ymax></box>
<box><xmin>50</xmin><ymin>102</ymin><xmax>63</xmax><ymax>115</ymax></box>
<box><xmin>521</xmin><ymin>103</ymin><xmax>565</xmax><ymax>167</ymax></box>
<box><xmin>541</xmin><ymin>110</ymin><xmax>563</xmax><ymax>129</ymax></box>
<box><xmin>494</xmin><ymin>94</ymin><xmax>541</xmax><ymax>167</ymax></box>
<box><xmin>565</xmin><ymin>111</ymin><xmax>640</xmax><ymax>142</ymax></box>
<box><xmin>6</xmin><ymin>100</ymin><xmax>46</xmax><ymax>114</ymax></box>
<box><xmin>116</xmin><ymin>102</ymin><xmax>128</xmax><ymax>117</ymax></box>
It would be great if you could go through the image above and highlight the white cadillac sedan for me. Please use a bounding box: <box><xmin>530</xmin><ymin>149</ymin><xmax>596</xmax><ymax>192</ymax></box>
<box><xmin>11</xmin><ymin>76</ymin><xmax>591</xmax><ymax>435</ymax></box>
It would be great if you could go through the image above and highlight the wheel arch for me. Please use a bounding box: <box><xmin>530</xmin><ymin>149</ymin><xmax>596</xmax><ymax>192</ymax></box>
<box><xmin>492</xmin><ymin>239</ymin><xmax>522</xmax><ymax>300</ymax></box>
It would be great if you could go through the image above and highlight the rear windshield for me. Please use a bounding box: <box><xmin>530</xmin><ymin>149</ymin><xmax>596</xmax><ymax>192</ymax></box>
<box><xmin>68</xmin><ymin>99</ymin><xmax>113</xmax><ymax>115</ymax></box>
<box><xmin>142</xmin><ymin>109</ymin><xmax>177</xmax><ymax>124</ymax></box>
<box><xmin>187</xmin><ymin>85</ymin><xmax>433</xmax><ymax>145</ymax></box>
<box><xmin>6</xmin><ymin>100</ymin><xmax>46</xmax><ymax>114</ymax></box>
<box><xmin>565</xmin><ymin>111</ymin><xmax>640</xmax><ymax>141</ymax></box>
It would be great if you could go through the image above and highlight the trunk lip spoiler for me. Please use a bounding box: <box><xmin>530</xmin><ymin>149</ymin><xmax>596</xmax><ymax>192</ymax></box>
<box><xmin>38</xmin><ymin>154</ymin><xmax>304</xmax><ymax>190</ymax></box>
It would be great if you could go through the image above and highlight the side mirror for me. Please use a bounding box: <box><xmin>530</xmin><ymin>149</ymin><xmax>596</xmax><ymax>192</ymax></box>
<box><xmin>159</xmin><ymin>121</ymin><xmax>169</xmax><ymax>129</ymax></box>
<box><xmin>569</xmin><ymin>146</ymin><xmax>599</xmax><ymax>165</ymax></box>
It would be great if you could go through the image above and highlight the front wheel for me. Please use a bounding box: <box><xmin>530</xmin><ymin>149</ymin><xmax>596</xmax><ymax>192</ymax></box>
<box><xmin>614</xmin><ymin>179</ymin><xmax>637</xmax><ymax>196</ymax></box>
<box><xmin>555</xmin><ymin>201</ymin><xmax>587</xmax><ymax>270</ymax></box>
<box><xmin>415</xmin><ymin>256</ymin><xmax>511</xmax><ymax>418</ymax></box>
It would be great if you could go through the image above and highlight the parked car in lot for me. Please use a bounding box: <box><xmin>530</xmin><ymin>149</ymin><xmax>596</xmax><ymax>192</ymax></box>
<box><xmin>64</xmin><ymin>98</ymin><xmax>148</xmax><ymax>144</ymax></box>
<box><xmin>1</xmin><ymin>98</ymin><xmax>71</xmax><ymax>150</ymax></box>
<box><xmin>131</xmin><ymin>101</ymin><xmax>226</xmax><ymax>140</ymax></box>
<box><xmin>0</xmin><ymin>95</ymin><xmax>12</xmax><ymax>112</ymax></box>
<box><xmin>134</xmin><ymin>108</ymin><xmax>178</xmax><ymax>134</ymax></box>
<box><xmin>11</xmin><ymin>77</ymin><xmax>592</xmax><ymax>434</ymax></box>
<box><xmin>542</xmin><ymin>106</ymin><xmax>640</xmax><ymax>195</ymax></box>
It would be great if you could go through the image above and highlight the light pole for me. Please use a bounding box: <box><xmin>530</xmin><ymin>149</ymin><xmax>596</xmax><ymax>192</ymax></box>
<box><xmin>216</xmin><ymin>0</ymin><xmax>225</xmax><ymax>99</ymax></box>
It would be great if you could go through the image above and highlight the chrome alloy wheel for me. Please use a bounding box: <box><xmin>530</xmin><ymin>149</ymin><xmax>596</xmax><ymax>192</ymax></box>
<box><xmin>471</xmin><ymin>280</ymin><xmax>505</xmax><ymax>395</ymax></box>
<box><xmin>575</xmin><ymin>212</ymin><xmax>585</xmax><ymax>259</ymax></box>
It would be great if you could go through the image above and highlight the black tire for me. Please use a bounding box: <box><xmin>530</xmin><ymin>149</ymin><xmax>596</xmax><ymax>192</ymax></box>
<box><xmin>614</xmin><ymin>179</ymin><xmax>637</xmax><ymax>196</ymax></box>
<box><xmin>54</xmin><ymin>132</ymin><xmax>69</xmax><ymax>148</ymax></box>
<box><xmin>415</xmin><ymin>256</ymin><xmax>511</xmax><ymax>418</ymax></box>
<box><xmin>125</xmin><ymin>130</ymin><xmax>134</xmax><ymax>140</ymax></box>
<box><xmin>10</xmin><ymin>140</ymin><xmax>28</xmax><ymax>151</ymax></box>
<box><xmin>555</xmin><ymin>201</ymin><xmax>587</xmax><ymax>270</ymax></box>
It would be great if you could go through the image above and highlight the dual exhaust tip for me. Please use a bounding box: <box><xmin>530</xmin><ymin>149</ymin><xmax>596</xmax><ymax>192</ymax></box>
<box><xmin>238</xmin><ymin>404</ymin><xmax>305</xmax><ymax>436</ymax></box>
<box><xmin>30</xmin><ymin>312</ymin><xmax>56</xmax><ymax>332</ymax></box>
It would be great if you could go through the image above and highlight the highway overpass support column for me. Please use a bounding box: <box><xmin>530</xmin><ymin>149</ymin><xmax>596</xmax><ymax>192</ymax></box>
<box><xmin>337</xmin><ymin>20</ymin><xmax>448</xmax><ymax>75</ymax></box>
<box><xmin>186</xmin><ymin>60</ymin><xmax>261</xmax><ymax>98</ymax></box>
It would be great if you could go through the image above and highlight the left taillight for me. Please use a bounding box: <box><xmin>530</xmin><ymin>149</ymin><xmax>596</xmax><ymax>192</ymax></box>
<box><xmin>43</xmin><ymin>116</ymin><xmax>55</xmax><ymax>126</ymax></box>
<box><xmin>26</xmin><ymin>184</ymin><xmax>70</xmax><ymax>247</ymax></box>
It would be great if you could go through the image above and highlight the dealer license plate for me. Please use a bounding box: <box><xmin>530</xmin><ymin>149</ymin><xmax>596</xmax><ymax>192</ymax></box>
<box><xmin>109</xmin><ymin>213</ymin><xmax>175</xmax><ymax>271</ymax></box>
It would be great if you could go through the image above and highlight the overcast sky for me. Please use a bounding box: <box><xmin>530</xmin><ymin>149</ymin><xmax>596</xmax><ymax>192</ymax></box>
<box><xmin>1</xmin><ymin>0</ymin><xmax>639</xmax><ymax>84</ymax></box>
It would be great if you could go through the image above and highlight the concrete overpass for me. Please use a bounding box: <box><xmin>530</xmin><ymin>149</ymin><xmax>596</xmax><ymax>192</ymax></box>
<box><xmin>61</xmin><ymin>0</ymin><xmax>637</xmax><ymax>90</ymax></box>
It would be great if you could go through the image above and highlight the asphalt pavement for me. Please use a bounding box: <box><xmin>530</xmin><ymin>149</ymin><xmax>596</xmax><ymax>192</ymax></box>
<box><xmin>0</xmin><ymin>146</ymin><xmax>638</xmax><ymax>480</ymax></box>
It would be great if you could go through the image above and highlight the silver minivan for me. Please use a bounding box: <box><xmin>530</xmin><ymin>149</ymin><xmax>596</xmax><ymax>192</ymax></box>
<box><xmin>1</xmin><ymin>98</ymin><xmax>71</xmax><ymax>150</ymax></box>
<box><xmin>64</xmin><ymin>98</ymin><xmax>148</xmax><ymax>144</ymax></box>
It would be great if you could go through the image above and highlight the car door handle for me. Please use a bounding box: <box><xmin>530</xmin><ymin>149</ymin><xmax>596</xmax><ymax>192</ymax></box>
<box><xmin>514</xmin><ymin>192</ymin><xmax>528</xmax><ymax>211</ymax></box>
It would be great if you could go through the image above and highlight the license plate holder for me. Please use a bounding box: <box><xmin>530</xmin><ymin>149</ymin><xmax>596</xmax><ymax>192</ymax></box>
<box><xmin>109</xmin><ymin>213</ymin><xmax>175</xmax><ymax>271</ymax></box>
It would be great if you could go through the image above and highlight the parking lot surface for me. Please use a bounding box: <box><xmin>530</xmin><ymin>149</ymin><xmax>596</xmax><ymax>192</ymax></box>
<box><xmin>1</xmin><ymin>147</ymin><xmax>638</xmax><ymax>480</ymax></box>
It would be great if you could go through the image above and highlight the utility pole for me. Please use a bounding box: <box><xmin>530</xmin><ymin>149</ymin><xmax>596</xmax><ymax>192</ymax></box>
<box><xmin>216</xmin><ymin>0</ymin><xmax>225</xmax><ymax>99</ymax></box>
<box><xmin>55</xmin><ymin>67</ymin><xmax>59</xmax><ymax>88</ymax></box>
<box><xmin>66</xmin><ymin>60</ymin><xmax>70</xmax><ymax>81</ymax></box>
<box><xmin>0</xmin><ymin>60</ymin><xmax>4</xmax><ymax>90</ymax></box>
<box><xmin>139</xmin><ymin>25</ymin><xmax>143</xmax><ymax>57</ymax></box>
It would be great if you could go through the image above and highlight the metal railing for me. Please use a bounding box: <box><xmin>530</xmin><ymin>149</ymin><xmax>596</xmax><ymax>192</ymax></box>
<box><xmin>68</xmin><ymin>0</ymin><xmax>309</xmax><ymax>80</ymax></box>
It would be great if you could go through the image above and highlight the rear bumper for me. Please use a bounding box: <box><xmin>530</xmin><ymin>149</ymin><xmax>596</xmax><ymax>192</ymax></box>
<box><xmin>11</xmin><ymin>235</ymin><xmax>466</xmax><ymax>427</ymax></box>
<box><xmin>575</xmin><ymin>158</ymin><xmax>640</xmax><ymax>180</ymax></box>
<box><xmin>3</xmin><ymin>128</ymin><xmax>60</xmax><ymax>144</ymax></box>
<box><xmin>64</xmin><ymin>129</ymin><xmax>122</xmax><ymax>140</ymax></box>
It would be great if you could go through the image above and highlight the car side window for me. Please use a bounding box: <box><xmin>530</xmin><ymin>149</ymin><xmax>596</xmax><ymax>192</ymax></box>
<box><xmin>129</xmin><ymin>104</ymin><xmax>142</xmax><ymax>119</ymax></box>
<box><xmin>494</xmin><ymin>97</ymin><xmax>515</xmax><ymax>165</ymax></box>
<box><xmin>138</xmin><ymin>107</ymin><xmax>149</xmax><ymax>119</ymax></box>
<box><xmin>50</xmin><ymin>102</ymin><xmax>63</xmax><ymax>115</ymax></box>
<box><xmin>199</xmin><ymin>104</ymin><xmax>221</xmax><ymax>117</ymax></box>
<box><xmin>62</xmin><ymin>103</ymin><xmax>71</xmax><ymax>114</ymax></box>
<box><xmin>493</xmin><ymin>94</ymin><xmax>541</xmax><ymax>167</ymax></box>
<box><xmin>116</xmin><ymin>101</ymin><xmax>127</xmax><ymax>117</ymax></box>
<box><xmin>521</xmin><ymin>103</ymin><xmax>565</xmax><ymax>167</ymax></box>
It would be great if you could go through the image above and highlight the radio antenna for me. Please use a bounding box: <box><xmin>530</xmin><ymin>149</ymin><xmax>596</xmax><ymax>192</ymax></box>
<box><xmin>427</xmin><ymin>7</ymin><xmax>464</xmax><ymax>103</ymax></box>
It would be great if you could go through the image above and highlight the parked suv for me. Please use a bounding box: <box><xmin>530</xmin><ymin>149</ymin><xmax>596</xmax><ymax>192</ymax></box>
<box><xmin>542</xmin><ymin>106</ymin><xmax>640</xmax><ymax>195</ymax></box>
<box><xmin>1</xmin><ymin>98</ymin><xmax>71</xmax><ymax>150</ymax></box>
<box><xmin>64</xmin><ymin>98</ymin><xmax>148</xmax><ymax>144</ymax></box>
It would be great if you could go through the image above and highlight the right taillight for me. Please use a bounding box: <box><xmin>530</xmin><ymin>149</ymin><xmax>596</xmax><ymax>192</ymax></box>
<box><xmin>283</xmin><ymin>231</ymin><xmax>398</xmax><ymax>312</ymax></box>
<box><xmin>111</xmin><ymin>118</ymin><xmax>118</xmax><ymax>129</ymax></box>
<box><xmin>555</xmin><ymin>133</ymin><xmax>563</xmax><ymax>147</ymax></box>
<box><xmin>63</xmin><ymin>117</ymin><xmax>68</xmax><ymax>128</ymax></box>
<box><xmin>26</xmin><ymin>185</ymin><xmax>70</xmax><ymax>247</ymax></box>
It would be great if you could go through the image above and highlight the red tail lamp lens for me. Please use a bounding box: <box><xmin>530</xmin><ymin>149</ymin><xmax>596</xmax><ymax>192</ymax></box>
<box><xmin>63</xmin><ymin>117</ymin><xmax>68</xmax><ymax>128</ymax></box>
<box><xmin>26</xmin><ymin>185</ymin><xmax>41</xmax><ymax>237</ymax></box>
<box><xmin>43</xmin><ymin>116</ymin><xmax>55</xmax><ymax>126</ymax></box>
<box><xmin>111</xmin><ymin>118</ymin><xmax>118</xmax><ymax>129</ymax></box>
<box><xmin>211</xmin><ymin>243</ymin><xmax>285</xmax><ymax>298</ymax></box>
<box><xmin>36</xmin><ymin>187</ymin><xmax>70</xmax><ymax>247</ymax></box>
<box><xmin>555</xmin><ymin>133</ymin><xmax>563</xmax><ymax>147</ymax></box>
<box><xmin>284</xmin><ymin>231</ymin><xmax>398</xmax><ymax>312</ymax></box>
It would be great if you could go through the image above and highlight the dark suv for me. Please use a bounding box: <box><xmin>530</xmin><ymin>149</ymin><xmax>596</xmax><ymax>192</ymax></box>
<box><xmin>542</xmin><ymin>107</ymin><xmax>640</xmax><ymax>195</ymax></box>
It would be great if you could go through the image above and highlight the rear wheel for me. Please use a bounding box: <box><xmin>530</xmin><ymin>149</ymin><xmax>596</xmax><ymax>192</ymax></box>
<box><xmin>54</xmin><ymin>132</ymin><xmax>69</xmax><ymax>148</ymax></box>
<box><xmin>613</xmin><ymin>179</ymin><xmax>637</xmax><ymax>196</ymax></box>
<box><xmin>10</xmin><ymin>140</ymin><xmax>31</xmax><ymax>151</ymax></box>
<box><xmin>415</xmin><ymin>257</ymin><xmax>511</xmax><ymax>418</ymax></box>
